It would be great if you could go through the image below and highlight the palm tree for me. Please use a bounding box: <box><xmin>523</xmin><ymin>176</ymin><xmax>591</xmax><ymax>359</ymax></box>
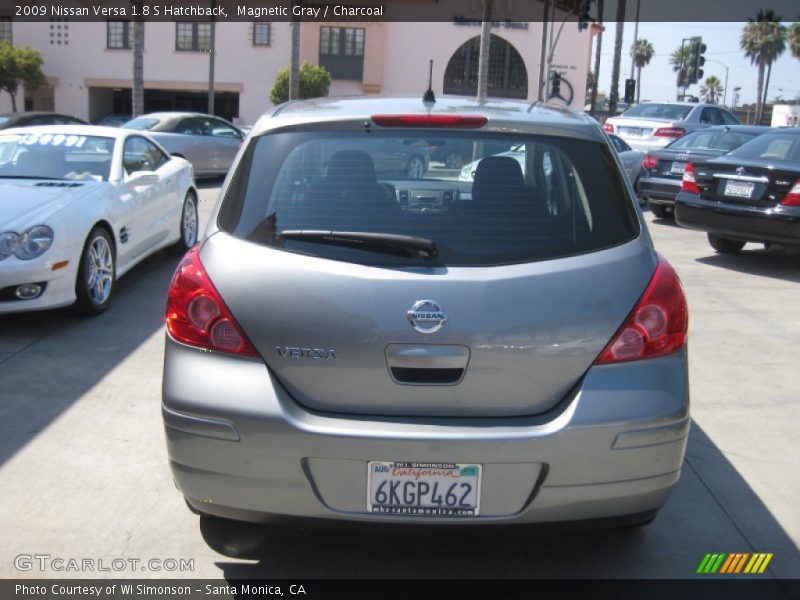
<box><xmin>632</xmin><ymin>38</ymin><xmax>654</xmax><ymax>103</ymax></box>
<box><xmin>608</xmin><ymin>1</ymin><xmax>626</xmax><ymax>117</ymax></box>
<box><xmin>788</xmin><ymin>22</ymin><xmax>800</xmax><ymax>59</ymax></box>
<box><xmin>289</xmin><ymin>1</ymin><xmax>301</xmax><ymax>100</ymax></box>
<box><xmin>699</xmin><ymin>76</ymin><xmax>724</xmax><ymax>104</ymax></box>
<box><xmin>741</xmin><ymin>10</ymin><xmax>786</xmax><ymax>123</ymax></box>
<box><xmin>669</xmin><ymin>45</ymin><xmax>692</xmax><ymax>98</ymax></box>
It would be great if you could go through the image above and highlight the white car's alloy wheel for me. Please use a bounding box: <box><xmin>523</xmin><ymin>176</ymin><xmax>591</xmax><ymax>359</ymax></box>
<box><xmin>87</xmin><ymin>236</ymin><xmax>114</xmax><ymax>305</ymax></box>
<box><xmin>182</xmin><ymin>194</ymin><xmax>198</xmax><ymax>247</ymax></box>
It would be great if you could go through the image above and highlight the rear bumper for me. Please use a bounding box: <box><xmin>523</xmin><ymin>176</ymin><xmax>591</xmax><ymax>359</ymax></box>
<box><xmin>640</xmin><ymin>176</ymin><xmax>682</xmax><ymax>205</ymax></box>
<box><xmin>675</xmin><ymin>192</ymin><xmax>800</xmax><ymax>246</ymax></box>
<box><xmin>162</xmin><ymin>336</ymin><xmax>690</xmax><ymax>525</ymax></box>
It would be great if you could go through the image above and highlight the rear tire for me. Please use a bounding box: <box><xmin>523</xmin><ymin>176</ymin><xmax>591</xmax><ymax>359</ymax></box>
<box><xmin>444</xmin><ymin>153</ymin><xmax>464</xmax><ymax>169</ymax></box>
<box><xmin>74</xmin><ymin>226</ymin><xmax>115</xmax><ymax>316</ymax></box>
<box><xmin>649</xmin><ymin>202</ymin><xmax>671</xmax><ymax>219</ymax></box>
<box><xmin>168</xmin><ymin>190</ymin><xmax>198</xmax><ymax>255</ymax></box>
<box><xmin>406</xmin><ymin>155</ymin><xmax>426</xmax><ymax>179</ymax></box>
<box><xmin>708</xmin><ymin>233</ymin><xmax>745</xmax><ymax>254</ymax></box>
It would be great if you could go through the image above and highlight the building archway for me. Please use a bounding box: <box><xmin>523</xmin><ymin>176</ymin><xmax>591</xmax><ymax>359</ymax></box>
<box><xmin>443</xmin><ymin>34</ymin><xmax>528</xmax><ymax>99</ymax></box>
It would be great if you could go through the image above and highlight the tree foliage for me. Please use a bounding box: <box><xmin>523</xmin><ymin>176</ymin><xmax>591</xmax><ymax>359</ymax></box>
<box><xmin>0</xmin><ymin>42</ymin><xmax>47</xmax><ymax>112</ymax></box>
<box><xmin>699</xmin><ymin>76</ymin><xmax>724</xmax><ymax>104</ymax></box>
<box><xmin>270</xmin><ymin>62</ymin><xmax>331</xmax><ymax>105</ymax></box>
<box><xmin>669</xmin><ymin>45</ymin><xmax>692</xmax><ymax>89</ymax></box>
<box><xmin>788</xmin><ymin>22</ymin><xmax>800</xmax><ymax>59</ymax></box>
<box><xmin>741</xmin><ymin>10</ymin><xmax>786</xmax><ymax>123</ymax></box>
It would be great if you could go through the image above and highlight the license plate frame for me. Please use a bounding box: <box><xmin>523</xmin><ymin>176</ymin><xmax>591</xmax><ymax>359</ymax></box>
<box><xmin>367</xmin><ymin>461</ymin><xmax>482</xmax><ymax>517</ymax></box>
<box><xmin>723</xmin><ymin>180</ymin><xmax>755</xmax><ymax>199</ymax></box>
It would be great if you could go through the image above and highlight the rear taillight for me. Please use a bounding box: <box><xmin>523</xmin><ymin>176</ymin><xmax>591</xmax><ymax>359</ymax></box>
<box><xmin>166</xmin><ymin>247</ymin><xmax>258</xmax><ymax>357</ymax></box>
<box><xmin>654</xmin><ymin>127</ymin><xmax>685</xmax><ymax>139</ymax></box>
<box><xmin>371</xmin><ymin>115</ymin><xmax>487</xmax><ymax>128</ymax></box>
<box><xmin>681</xmin><ymin>162</ymin><xmax>699</xmax><ymax>194</ymax></box>
<box><xmin>595</xmin><ymin>256</ymin><xmax>688</xmax><ymax>365</ymax></box>
<box><xmin>603</xmin><ymin>123</ymin><xmax>615</xmax><ymax>133</ymax></box>
<box><xmin>780</xmin><ymin>180</ymin><xmax>800</xmax><ymax>206</ymax></box>
<box><xmin>642</xmin><ymin>154</ymin><xmax>659</xmax><ymax>170</ymax></box>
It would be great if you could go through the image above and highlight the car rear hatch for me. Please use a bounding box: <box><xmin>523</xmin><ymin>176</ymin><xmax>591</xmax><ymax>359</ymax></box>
<box><xmin>609</xmin><ymin>118</ymin><xmax>674</xmax><ymax>140</ymax></box>
<box><xmin>203</xmin><ymin>119</ymin><xmax>652</xmax><ymax>418</ymax></box>
<box><xmin>692</xmin><ymin>156</ymin><xmax>798</xmax><ymax>208</ymax></box>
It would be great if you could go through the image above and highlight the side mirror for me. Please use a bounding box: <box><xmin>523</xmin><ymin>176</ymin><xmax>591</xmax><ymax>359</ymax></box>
<box><xmin>127</xmin><ymin>171</ymin><xmax>158</xmax><ymax>186</ymax></box>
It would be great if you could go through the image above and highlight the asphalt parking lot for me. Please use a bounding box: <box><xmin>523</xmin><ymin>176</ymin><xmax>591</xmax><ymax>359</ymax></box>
<box><xmin>1</xmin><ymin>183</ymin><xmax>798</xmax><ymax>580</ymax></box>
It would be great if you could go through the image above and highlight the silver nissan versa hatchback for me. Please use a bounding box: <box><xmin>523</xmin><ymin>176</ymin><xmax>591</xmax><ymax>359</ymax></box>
<box><xmin>162</xmin><ymin>97</ymin><xmax>689</xmax><ymax>527</ymax></box>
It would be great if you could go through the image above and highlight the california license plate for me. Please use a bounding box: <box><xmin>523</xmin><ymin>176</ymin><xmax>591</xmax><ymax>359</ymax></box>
<box><xmin>620</xmin><ymin>127</ymin><xmax>646</xmax><ymax>137</ymax></box>
<box><xmin>367</xmin><ymin>462</ymin><xmax>481</xmax><ymax>517</ymax></box>
<box><xmin>724</xmin><ymin>180</ymin><xmax>755</xmax><ymax>199</ymax></box>
<box><xmin>670</xmin><ymin>162</ymin><xmax>687</xmax><ymax>174</ymax></box>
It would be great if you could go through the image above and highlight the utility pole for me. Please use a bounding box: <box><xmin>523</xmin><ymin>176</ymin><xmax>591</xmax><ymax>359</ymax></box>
<box><xmin>628</xmin><ymin>0</ymin><xmax>640</xmax><ymax>81</ymax></box>
<box><xmin>706</xmin><ymin>58</ymin><xmax>729</xmax><ymax>107</ymax></box>
<box><xmin>538</xmin><ymin>0</ymin><xmax>550</xmax><ymax>102</ymax></box>
<box><xmin>476</xmin><ymin>0</ymin><xmax>493</xmax><ymax>103</ymax></box>
<box><xmin>207</xmin><ymin>0</ymin><xmax>216</xmax><ymax>115</ymax></box>
<box><xmin>589</xmin><ymin>0</ymin><xmax>604</xmax><ymax>116</ymax></box>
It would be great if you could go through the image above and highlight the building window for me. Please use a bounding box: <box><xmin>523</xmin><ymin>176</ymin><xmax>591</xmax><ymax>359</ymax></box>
<box><xmin>0</xmin><ymin>17</ymin><xmax>11</xmax><ymax>44</ymax></box>
<box><xmin>175</xmin><ymin>22</ymin><xmax>211</xmax><ymax>52</ymax></box>
<box><xmin>49</xmin><ymin>18</ymin><xmax>69</xmax><ymax>46</ymax></box>
<box><xmin>443</xmin><ymin>34</ymin><xmax>528</xmax><ymax>99</ymax></box>
<box><xmin>252</xmin><ymin>21</ymin><xmax>270</xmax><ymax>46</ymax></box>
<box><xmin>107</xmin><ymin>21</ymin><xmax>131</xmax><ymax>49</ymax></box>
<box><xmin>319</xmin><ymin>27</ymin><xmax>365</xmax><ymax>80</ymax></box>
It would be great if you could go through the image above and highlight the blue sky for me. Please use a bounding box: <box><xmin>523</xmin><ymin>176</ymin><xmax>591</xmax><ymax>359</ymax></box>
<box><xmin>594</xmin><ymin>22</ymin><xmax>799</xmax><ymax>106</ymax></box>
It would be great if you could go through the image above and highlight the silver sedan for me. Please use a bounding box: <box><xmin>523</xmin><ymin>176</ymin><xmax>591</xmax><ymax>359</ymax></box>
<box><xmin>123</xmin><ymin>112</ymin><xmax>244</xmax><ymax>178</ymax></box>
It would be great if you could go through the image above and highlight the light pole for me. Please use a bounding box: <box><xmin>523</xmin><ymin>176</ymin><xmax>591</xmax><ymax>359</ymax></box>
<box><xmin>732</xmin><ymin>86</ymin><xmax>741</xmax><ymax>110</ymax></box>
<box><xmin>705</xmin><ymin>58</ymin><xmax>729</xmax><ymax>107</ymax></box>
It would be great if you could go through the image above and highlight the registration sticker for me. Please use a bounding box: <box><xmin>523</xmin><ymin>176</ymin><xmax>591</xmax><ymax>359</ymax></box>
<box><xmin>367</xmin><ymin>461</ymin><xmax>481</xmax><ymax>517</ymax></box>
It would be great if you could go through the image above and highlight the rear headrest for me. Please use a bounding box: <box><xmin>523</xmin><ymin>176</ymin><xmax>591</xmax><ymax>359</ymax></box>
<box><xmin>325</xmin><ymin>150</ymin><xmax>377</xmax><ymax>184</ymax></box>
<box><xmin>472</xmin><ymin>156</ymin><xmax>524</xmax><ymax>203</ymax></box>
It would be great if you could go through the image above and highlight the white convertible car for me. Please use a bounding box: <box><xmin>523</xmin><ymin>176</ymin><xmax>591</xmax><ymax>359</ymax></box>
<box><xmin>0</xmin><ymin>125</ymin><xmax>198</xmax><ymax>315</ymax></box>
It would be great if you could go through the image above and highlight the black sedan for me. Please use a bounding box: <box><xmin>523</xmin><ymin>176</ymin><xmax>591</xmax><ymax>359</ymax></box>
<box><xmin>640</xmin><ymin>125</ymin><xmax>771</xmax><ymax>218</ymax></box>
<box><xmin>674</xmin><ymin>129</ymin><xmax>800</xmax><ymax>253</ymax></box>
<box><xmin>0</xmin><ymin>111</ymin><xmax>86</xmax><ymax>130</ymax></box>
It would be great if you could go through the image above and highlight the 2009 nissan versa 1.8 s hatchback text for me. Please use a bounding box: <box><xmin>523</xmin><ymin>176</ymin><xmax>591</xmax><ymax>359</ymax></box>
<box><xmin>162</xmin><ymin>97</ymin><xmax>689</xmax><ymax>528</ymax></box>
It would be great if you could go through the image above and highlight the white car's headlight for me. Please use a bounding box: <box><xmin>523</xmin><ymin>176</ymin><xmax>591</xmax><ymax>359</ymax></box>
<box><xmin>0</xmin><ymin>226</ymin><xmax>54</xmax><ymax>261</ymax></box>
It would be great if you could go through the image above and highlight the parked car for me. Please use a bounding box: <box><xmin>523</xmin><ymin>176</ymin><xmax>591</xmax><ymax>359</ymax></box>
<box><xmin>674</xmin><ymin>128</ymin><xmax>800</xmax><ymax>253</ymax></box>
<box><xmin>93</xmin><ymin>114</ymin><xmax>132</xmax><ymax>128</ymax></box>
<box><xmin>604</xmin><ymin>102</ymin><xmax>741</xmax><ymax>152</ymax></box>
<box><xmin>162</xmin><ymin>97</ymin><xmax>689</xmax><ymax>529</ymax></box>
<box><xmin>123</xmin><ymin>112</ymin><xmax>244</xmax><ymax>177</ymax></box>
<box><xmin>0</xmin><ymin>125</ymin><xmax>197</xmax><ymax>314</ymax></box>
<box><xmin>0</xmin><ymin>112</ymin><xmax>86</xmax><ymax>130</ymax></box>
<box><xmin>323</xmin><ymin>137</ymin><xmax>430</xmax><ymax>180</ymax></box>
<box><xmin>607</xmin><ymin>133</ymin><xmax>645</xmax><ymax>199</ymax></box>
<box><xmin>458</xmin><ymin>143</ymin><xmax>525</xmax><ymax>181</ymax></box>
<box><xmin>640</xmin><ymin>125</ymin><xmax>771</xmax><ymax>218</ymax></box>
<box><xmin>429</xmin><ymin>139</ymin><xmax>517</xmax><ymax>169</ymax></box>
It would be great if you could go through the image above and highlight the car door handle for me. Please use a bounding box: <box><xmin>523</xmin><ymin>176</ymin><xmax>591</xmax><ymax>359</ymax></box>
<box><xmin>385</xmin><ymin>344</ymin><xmax>470</xmax><ymax>369</ymax></box>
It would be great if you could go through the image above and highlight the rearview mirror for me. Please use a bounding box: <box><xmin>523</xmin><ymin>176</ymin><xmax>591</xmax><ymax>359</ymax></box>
<box><xmin>127</xmin><ymin>171</ymin><xmax>158</xmax><ymax>186</ymax></box>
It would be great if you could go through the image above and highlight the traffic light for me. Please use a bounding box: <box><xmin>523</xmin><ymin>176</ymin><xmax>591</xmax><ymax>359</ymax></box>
<box><xmin>551</xmin><ymin>72</ymin><xmax>562</xmax><ymax>97</ymax></box>
<box><xmin>688</xmin><ymin>37</ymin><xmax>707</xmax><ymax>84</ymax></box>
<box><xmin>577</xmin><ymin>0</ymin><xmax>592</xmax><ymax>31</ymax></box>
<box><xmin>624</xmin><ymin>78</ymin><xmax>636</xmax><ymax>104</ymax></box>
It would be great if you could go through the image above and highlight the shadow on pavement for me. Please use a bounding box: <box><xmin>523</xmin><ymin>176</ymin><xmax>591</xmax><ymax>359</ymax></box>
<box><xmin>199</xmin><ymin>422</ymin><xmax>800</xmax><ymax>580</ymax></box>
<box><xmin>0</xmin><ymin>250</ymin><xmax>181</xmax><ymax>468</ymax></box>
<box><xmin>696</xmin><ymin>251</ymin><xmax>800</xmax><ymax>284</ymax></box>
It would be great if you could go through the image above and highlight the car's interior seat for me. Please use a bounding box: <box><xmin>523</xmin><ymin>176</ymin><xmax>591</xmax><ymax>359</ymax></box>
<box><xmin>308</xmin><ymin>150</ymin><xmax>397</xmax><ymax>213</ymax></box>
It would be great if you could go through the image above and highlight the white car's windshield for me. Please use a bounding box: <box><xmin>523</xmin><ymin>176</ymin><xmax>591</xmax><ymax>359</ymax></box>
<box><xmin>0</xmin><ymin>133</ymin><xmax>115</xmax><ymax>181</ymax></box>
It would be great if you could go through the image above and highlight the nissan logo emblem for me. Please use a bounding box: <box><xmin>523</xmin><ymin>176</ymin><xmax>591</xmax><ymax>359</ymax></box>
<box><xmin>406</xmin><ymin>300</ymin><xmax>447</xmax><ymax>334</ymax></box>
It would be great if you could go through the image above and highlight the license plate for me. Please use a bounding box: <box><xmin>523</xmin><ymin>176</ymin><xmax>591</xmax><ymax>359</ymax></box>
<box><xmin>724</xmin><ymin>180</ymin><xmax>755</xmax><ymax>199</ymax></box>
<box><xmin>670</xmin><ymin>162</ymin><xmax>687</xmax><ymax>174</ymax></box>
<box><xmin>620</xmin><ymin>127</ymin><xmax>645</xmax><ymax>137</ymax></box>
<box><xmin>367</xmin><ymin>461</ymin><xmax>481</xmax><ymax>517</ymax></box>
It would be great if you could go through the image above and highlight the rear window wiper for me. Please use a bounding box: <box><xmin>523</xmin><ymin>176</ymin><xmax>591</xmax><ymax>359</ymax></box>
<box><xmin>280</xmin><ymin>230</ymin><xmax>437</xmax><ymax>260</ymax></box>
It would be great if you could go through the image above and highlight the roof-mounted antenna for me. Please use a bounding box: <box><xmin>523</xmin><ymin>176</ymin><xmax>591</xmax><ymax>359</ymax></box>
<box><xmin>423</xmin><ymin>60</ymin><xmax>435</xmax><ymax>103</ymax></box>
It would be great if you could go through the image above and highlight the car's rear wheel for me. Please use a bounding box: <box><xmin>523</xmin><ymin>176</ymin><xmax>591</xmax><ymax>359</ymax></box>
<box><xmin>708</xmin><ymin>233</ymin><xmax>745</xmax><ymax>254</ymax></box>
<box><xmin>444</xmin><ymin>153</ymin><xmax>464</xmax><ymax>169</ymax></box>
<box><xmin>406</xmin><ymin>155</ymin><xmax>426</xmax><ymax>179</ymax></box>
<box><xmin>74</xmin><ymin>226</ymin><xmax>115</xmax><ymax>315</ymax></box>
<box><xmin>649</xmin><ymin>202</ymin><xmax>671</xmax><ymax>219</ymax></box>
<box><xmin>168</xmin><ymin>190</ymin><xmax>198</xmax><ymax>255</ymax></box>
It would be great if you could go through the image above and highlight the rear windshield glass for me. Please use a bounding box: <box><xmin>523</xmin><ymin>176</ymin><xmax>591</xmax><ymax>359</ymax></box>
<box><xmin>668</xmin><ymin>130</ymin><xmax>758</xmax><ymax>152</ymax></box>
<box><xmin>727</xmin><ymin>134</ymin><xmax>800</xmax><ymax>162</ymax></box>
<box><xmin>218</xmin><ymin>130</ymin><xmax>639</xmax><ymax>267</ymax></box>
<box><xmin>124</xmin><ymin>117</ymin><xmax>159</xmax><ymax>130</ymax></box>
<box><xmin>621</xmin><ymin>104</ymin><xmax>693</xmax><ymax>120</ymax></box>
